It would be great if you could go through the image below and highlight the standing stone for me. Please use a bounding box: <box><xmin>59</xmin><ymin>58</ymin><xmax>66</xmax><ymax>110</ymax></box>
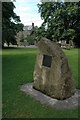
<box><xmin>33</xmin><ymin>38</ymin><xmax>76</xmax><ymax>100</ymax></box>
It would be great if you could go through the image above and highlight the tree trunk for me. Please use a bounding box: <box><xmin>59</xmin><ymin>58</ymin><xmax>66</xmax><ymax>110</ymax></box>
<box><xmin>8</xmin><ymin>42</ymin><xmax>9</xmax><ymax>47</ymax></box>
<box><xmin>2</xmin><ymin>43</ymin><xmax>4</xmax><ymax>49</ymax></box>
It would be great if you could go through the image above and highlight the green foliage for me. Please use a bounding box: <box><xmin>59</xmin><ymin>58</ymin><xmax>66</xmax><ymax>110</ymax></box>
<box><xmin>26</xmin><ymin>35</ymin><xmax>35</xmax><ymax>45</ymax></box>
<box><xmin>34</xmin><ymin>25</ymin><xmax>47</xmax><ymax>41</ymax></box>
<box><xmin>62</xmin><ymin>29</ymin><xmax>75</xmax><ymax>43</ymax></box>
<box><xmin>38</xmin><ymin>2</ymin><xmax>80</xmax><ymax>47</ymax></box>
<box><xmin>2</xmin><ymin>2</ymin><xmax>24</xmax><ymax>47</ymax></box>
<box><xmin>16</xmin><ymin>23</ymin><xmax>24</xmax><ymax>33</ymax></box>
<box><xmin>20</xmin><ymin>34</ymin><xmax>24</xmax><ymax>42</ymax></box>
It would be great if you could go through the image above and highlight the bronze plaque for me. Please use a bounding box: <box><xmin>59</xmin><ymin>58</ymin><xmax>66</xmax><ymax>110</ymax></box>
<box><xmin>42</xmin><ymin>55</ymin><xmax>52</xmax><ymax>67</ymax></box>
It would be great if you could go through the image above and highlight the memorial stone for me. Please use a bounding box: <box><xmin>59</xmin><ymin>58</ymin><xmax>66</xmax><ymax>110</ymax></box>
<box><xmin>33</xmin><ymin>38</ymin><xmax>75</xmax><ymax>100</ymax></box>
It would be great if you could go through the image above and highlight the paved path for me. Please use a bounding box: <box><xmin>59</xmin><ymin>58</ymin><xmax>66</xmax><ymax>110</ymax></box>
<box><xmin>4</xmin><ymin>45</ymin><xmax>37</xmax><ymax>48</ymax></box>
<box><xmin>21</xmin><ymin>83</ymin><xmax>80</xmax><ymax>109</ymax></box>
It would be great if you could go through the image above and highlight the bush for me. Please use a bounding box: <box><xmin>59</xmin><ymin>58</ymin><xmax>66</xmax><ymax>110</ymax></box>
<box><xmin>26</xmin><ymin>35</ymin><xmax>36</xmax><ymax>45</ymax></box>
<box><xmin>20</xmin><ymin>34</ymin><xmax>24</xmax><ymax>42</ymax></box>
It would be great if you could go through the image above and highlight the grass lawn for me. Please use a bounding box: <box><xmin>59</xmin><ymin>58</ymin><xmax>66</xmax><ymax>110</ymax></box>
<box><xmin>2</xmin><ymin>48</ymin><xmax>79</xmax><ymax>118</ymax></box>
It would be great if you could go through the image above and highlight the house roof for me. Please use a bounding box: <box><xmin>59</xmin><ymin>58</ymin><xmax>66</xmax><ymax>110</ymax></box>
<box><xmin>23</xmin><ymin>26</ymin><xmax>32</xmax><ymax>31</ymax></box>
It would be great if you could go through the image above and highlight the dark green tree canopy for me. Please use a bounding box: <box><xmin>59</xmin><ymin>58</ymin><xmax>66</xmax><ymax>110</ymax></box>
<box><xmin>2</xmin><ymin>2</ymin><xmax>24</xmax><ymax>47</ymax></box>
<box><xmin>37</xmin><ymin>2</ymin><xmax>80</xmax><ymax>47</ymax></box>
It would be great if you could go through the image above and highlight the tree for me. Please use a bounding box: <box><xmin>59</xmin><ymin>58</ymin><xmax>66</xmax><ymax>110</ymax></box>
<box><xmin>35</xmin><ymin>25</ymin><xmax>46</xmax><ymax>41</ymax></box>
<box><xmin>2</xmin><ymin>2</ymin><xmax>24</xmax><ymax>47</ymax></box>
<box><xmin>20</xmin><ymin>34</ymin><xmax>24</xmax><ymax>42</ymax></box>
<box><xmin>26</xmin><ymin>35</ymin><xmax>35</xmax><ymax>45</ymax></box>
<box><xmin>38</xmin><ymin>2</ymin><xmax>80</xmax><ymax>47</ymax></box>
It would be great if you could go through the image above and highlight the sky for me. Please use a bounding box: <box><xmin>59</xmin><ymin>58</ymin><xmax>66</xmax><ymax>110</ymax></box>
<box><xmin>14</xmin><ymin>0</ymin><xmax>43</xmax><ymax>27</ymax></box>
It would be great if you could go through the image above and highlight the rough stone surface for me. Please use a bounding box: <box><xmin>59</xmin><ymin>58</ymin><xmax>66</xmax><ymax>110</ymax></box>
<box><xmin>33</xmin><ymin>38</ymin><xmax>76</xmax><ymax>100</ymax></box>
<box><xmin>21</xmin><ymin>83</ymin><xmax>80</xmax><ymax>109</ymax></box>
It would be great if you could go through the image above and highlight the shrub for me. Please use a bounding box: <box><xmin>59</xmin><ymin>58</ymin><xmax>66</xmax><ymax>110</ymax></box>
<box><xmin>26</xmin><ymin>35</ymin><xmax>35</xmax><ymax>45</ymax></box>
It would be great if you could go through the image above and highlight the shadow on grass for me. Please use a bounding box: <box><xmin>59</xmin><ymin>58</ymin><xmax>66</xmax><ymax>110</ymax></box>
<box><xmin>2</xmin><ymin>47</ymin><xmax>21</xmax><ymax>50</ymax></box>
<box><xmin>2</xmin><ymin>46</ymin><xmax>37</xmax><ymax>50</ymax></box>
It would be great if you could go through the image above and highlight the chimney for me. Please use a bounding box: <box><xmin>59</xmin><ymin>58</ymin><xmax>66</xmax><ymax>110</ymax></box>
<box><xmin>32</xmin><ymin>23</ymin><xmax>34</xmax><ymax>29</ymax></box>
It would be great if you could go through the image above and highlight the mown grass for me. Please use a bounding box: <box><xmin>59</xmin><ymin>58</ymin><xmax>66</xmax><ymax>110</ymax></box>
<box><xmin>2</xmin><ymin>48</ymin><xmax>79</xmax><ymax>118</ymax></box>
<box><xmin>63</xmin><ymin>48</ymin><xmax>78</xmax><ymax>88</ymax></box>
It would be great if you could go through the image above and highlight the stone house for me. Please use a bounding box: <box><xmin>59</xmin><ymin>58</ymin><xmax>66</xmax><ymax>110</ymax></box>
<box><xmin>16</xmin><ymin>23</ymin><xmax>35</xmax><ymax>46</ymax></box>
